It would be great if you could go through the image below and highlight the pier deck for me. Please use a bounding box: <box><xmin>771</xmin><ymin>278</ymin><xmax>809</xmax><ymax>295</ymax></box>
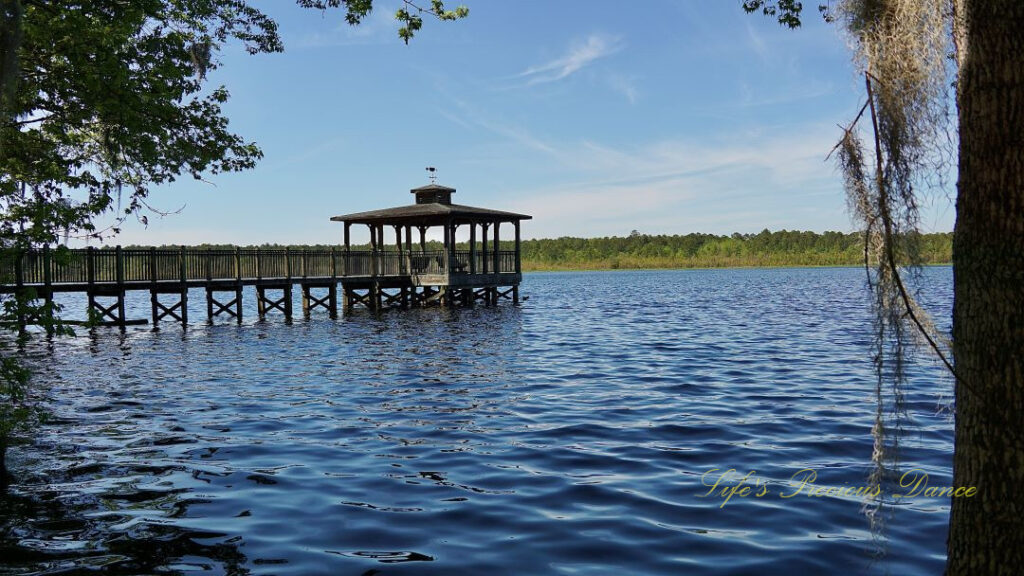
<box><xmin>0</xmin><ymin>246</ymin><xmax>522</xmax><ymax>328</ymax></box>
<box><xmin>0</xmin><ymin>179</ymin><xmax>530</xmax><ymax>328</ymax></box>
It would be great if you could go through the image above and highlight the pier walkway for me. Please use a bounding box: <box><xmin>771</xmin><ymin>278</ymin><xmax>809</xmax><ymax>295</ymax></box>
<box><xmin>0</xmin><ymin>179</ymin><xmax>530</xmax><ymax>329</ymax></box>
<box><xmin>0</xmin><ymin>245</ymin><xmax>520</xmax><ymax>328</ymax></box>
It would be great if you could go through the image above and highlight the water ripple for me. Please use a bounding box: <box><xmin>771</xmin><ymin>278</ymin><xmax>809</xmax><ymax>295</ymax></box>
<box><xmin>1</xmin><ymin>267</ymin><xmax>955</xmax><ymax>575</ymax></box>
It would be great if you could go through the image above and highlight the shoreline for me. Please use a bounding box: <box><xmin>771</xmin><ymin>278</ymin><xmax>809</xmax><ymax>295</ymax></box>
<box><xmin>521</xmin><ymin>262</ymin><xmax>954</xmax><ymax>273</ymax></box>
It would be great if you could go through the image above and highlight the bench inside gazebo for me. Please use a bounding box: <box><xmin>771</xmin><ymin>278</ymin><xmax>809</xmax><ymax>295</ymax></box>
<box><xmin>330</xmin><ymin>182</ymin><xmax>531</xmax><ymax>308</ymax></box>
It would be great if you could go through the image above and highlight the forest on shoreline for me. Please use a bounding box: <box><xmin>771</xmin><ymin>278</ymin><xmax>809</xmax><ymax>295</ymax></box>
<box><xmin>124</xmin><ymin>229</ymin><xmax>954</xmax><ymax>272</ymax></box>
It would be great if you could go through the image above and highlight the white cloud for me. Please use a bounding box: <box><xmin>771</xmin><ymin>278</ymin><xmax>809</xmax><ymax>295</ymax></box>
<box><xmin>518</xmin><ymin>33</ymin><xmax>624</xmax><ymax>85</ymax></box>
<box><xmin>606</xmin><ymin>73</ymin><xmax>639</xmax><ymax>104</ymax></box>
<box><xmin>433</xmin><ymin>90</ymin><xmax>948</xmax><ymax>237</ymax></box>
<box><xmin>496</xmin><ymin>125</ymin><xmax>857</xmax><ymax>238</ymax></box>
<box><xmin>297</xmin><ymin>5</ymin><xmax>400</xmax><ymax>48</ymax></box>
<box><xmin>441</xmin><ymin>99</ymin><xmax>558</xmax><ymax>155</ymax></box>
<box><xmin>745</xmin><ymin>21</ymin><xmax>770</xmax><ymax>64</ymax></box>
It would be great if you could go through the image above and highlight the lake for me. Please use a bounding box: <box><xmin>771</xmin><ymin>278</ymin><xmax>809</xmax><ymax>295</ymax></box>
<box><xmin>1</xmin><ymin>267</ymin><xmax>956</xmax><ymax>575</ymax></box>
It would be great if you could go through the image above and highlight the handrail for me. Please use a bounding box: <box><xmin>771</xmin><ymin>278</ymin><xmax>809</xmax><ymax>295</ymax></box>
<box><xmin>0</xmin><ymin>247</ymin><xmax>521</xmax><ymax>288</ymax></box>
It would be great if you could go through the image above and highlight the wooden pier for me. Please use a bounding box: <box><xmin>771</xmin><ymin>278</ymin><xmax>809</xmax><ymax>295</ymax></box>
<box><xmin>0</xmin><ymin>181</ymin><xmax>531</xmax><ymax>329</ymax></box>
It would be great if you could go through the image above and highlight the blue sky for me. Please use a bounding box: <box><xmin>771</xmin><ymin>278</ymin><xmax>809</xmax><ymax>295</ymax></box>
<box><xmin>108</xmin><ymin>1</ymin><xmax>956</xmax><ymax>246</ymax></box>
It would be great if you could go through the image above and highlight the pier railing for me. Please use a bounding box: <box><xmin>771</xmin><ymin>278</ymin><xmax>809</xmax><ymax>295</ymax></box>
<box><xmin>0</xmin><ymin>247</ymin><xmax>519</xmax><ymax>290</ymax></box>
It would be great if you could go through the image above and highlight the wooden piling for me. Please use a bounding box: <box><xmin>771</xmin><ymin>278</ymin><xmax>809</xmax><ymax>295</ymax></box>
<box><xmin>116</xmin><ymin>246</ymin><xmax>126</xmax><ymax>328</ymax></box>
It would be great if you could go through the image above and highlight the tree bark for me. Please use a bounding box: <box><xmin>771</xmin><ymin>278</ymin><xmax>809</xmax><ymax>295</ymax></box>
<box><xmin>0</xmin><ymin>0</ymin><xmax>24</xmax><ymax>123</ymax></box>
<box><xmin>948</xmin><ymin>0</ymin><xmax>1024</xmax><ymax>573</ymax></box>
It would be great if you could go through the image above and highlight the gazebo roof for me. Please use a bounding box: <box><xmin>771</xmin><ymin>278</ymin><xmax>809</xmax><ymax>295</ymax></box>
<box><xmin>410</xmin><ymin>183</ymin><xmax>456</xmax><ymax>194</ymax></box>
<box><xmin>330</xmin><ymin>202</ymin><xmax>532</xmax><ymax>226</ymax></box>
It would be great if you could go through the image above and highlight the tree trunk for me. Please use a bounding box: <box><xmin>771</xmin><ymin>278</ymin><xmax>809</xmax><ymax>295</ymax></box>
<box><xmin>948</xmin><ymin>0</ymin><xmax>1024</xmax><ymax>573</ymax></box>
<box><xmin>0</xmin><ymin>0</ymin><xmax>25</xmax><ymax>124</ymax></box>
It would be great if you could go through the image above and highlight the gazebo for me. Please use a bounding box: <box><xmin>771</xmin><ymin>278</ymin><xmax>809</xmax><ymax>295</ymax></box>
<box><xmin>330</xmin><ymin>182</ymin><xmax>531</xmax><ymax>309</ymax></box>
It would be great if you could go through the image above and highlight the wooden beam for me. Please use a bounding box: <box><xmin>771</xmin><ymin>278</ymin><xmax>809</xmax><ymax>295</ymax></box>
<box><xmin>449</xmin><ymin>223</ymin><xmax>458</xmax><ymax>273</ymax></box>
<box><xmin>395</xmin><ymin>225</ymin><xmax>404</xmax><ymax>273</ymax></box>
<box><xmin>443</xmin><ymin>220</ymin><xmax>451</xmax><ymax>272</ymax></box>
<box><xmin>481</xmin><ymin>223</ymin><xmax>489</xmax><ymax>274</ymax></box>
<box><xmin>180</xmin><ymin>245</ymin><xmax>187</xmax><ymax>284</ymax></box>
<box><xmin>87</xmin><ymin>246</ymin><xmax>95</xmax><ymax>287</ymax></box>
<box><xmin>514</xmin><ymin>220</ymin><xmax>522</xmax><ymax>274</ymax></box>
<box><xmin>370</xmin><ymin>224</ymin><xmax>378</xmax><ymax>277</ymax></box>
<box><xmin>493</xmin><ymin>222</ymin><xmax>500</xmax><ymax>274</ymax></box>
<box><xmin>469</xmin><ymin>221</ymin><xmax>477</xmax><ymax>274</ymax></box>
<box><xmin>379</xmin><ymin>225</ymin><xmax>386</xmax><ymax>275</ymax></box>
<box><xmin>40</xmin><ymin>246</ymin><xmax>50</xmax><ymax>291</ymax></box>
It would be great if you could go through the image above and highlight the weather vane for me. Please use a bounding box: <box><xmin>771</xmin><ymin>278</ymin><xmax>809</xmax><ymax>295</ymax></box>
<box><xmin>426</xmin><ymin>166</ymin><xmax>437</xmax><ymax>184</ymax></box>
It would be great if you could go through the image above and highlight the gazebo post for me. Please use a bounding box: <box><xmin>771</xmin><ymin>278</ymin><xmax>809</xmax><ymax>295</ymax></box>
<box><xmin>369</xmin><ymin>224</ymin><xmax>380</xmax><ymax>310</ymax></box>
<box><xmin>469</xmin><ymin>221</ymin><xmax>477</xmax><ymax>275</ymax></box>
<box><xmin>492</xmin><ymin>222</ymin><xmax>501</xmax><ymax>304</ymax></box>
<box><xmin>405</xmin><ymin>224</ymin><xmax>414</xmax><ymax>305</ymax></box>
<box><xmin>481</xmin><ymin>222</ymin><xmax>489</xmax><ymax>275</ymax></box>
<box><xmin>395</xmin><ymin>224</ymin><xmax>408</xmax><ymax>306</ymax></box>
<box><xmin>442</xmin><ymin>220</ymin><xmax>451</xmax><ymax>272</ymax></box>
<box><xmin>395</xmin><ymin>225</ymin><xmax>403</xmax><ymax>273</ymax></box>
<box><xmin>452</xmin><ymin>223</ymin><xmax>459</xmax><ymax>306</ymax></box>
<box><xmin>493</xmin><ymin>222</ymin><xmax>501</xmax><ymax>273</ymax></box>
<box><xmin>514</xmin><ymin>220</ymin><xmax>521</xmax><ymax>303</ymax></box>
<box><xmin>369</xmin><ymin>224</ymin><xmax>377</xmax><ymax>276</ymax></box>
<box><xmin>342</xmin><ymin>222</ymin><xmax>351</xmax><ymax>311</ymax></box>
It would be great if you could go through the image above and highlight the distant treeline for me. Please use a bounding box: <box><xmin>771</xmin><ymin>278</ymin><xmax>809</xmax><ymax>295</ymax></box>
<box><xmin>122</xmin><ymin>229</ymin><xmax>953</xmax><ymax>271</ymax></box>
<box><xmin>518</xmin><ymin>230</ymin><xmax>953</xmax><ymax>270</ymax></box>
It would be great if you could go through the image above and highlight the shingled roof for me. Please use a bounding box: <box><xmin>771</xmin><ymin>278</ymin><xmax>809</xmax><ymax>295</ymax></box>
<box><xmin>330</xmin><ymin>202</ymin><xmax>532</xmax><ymax>225</ymax></box>
<box><xmin>331</xmin><ymin>182</ymin><xmax>531</xmax><ymax>225</ymax></box>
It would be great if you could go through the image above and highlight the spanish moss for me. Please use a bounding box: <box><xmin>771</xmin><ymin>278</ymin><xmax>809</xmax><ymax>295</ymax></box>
<box><xmin>829</xmin><ymin>0</ymin><xmax>956</xmax><ymax>547</ymax></box>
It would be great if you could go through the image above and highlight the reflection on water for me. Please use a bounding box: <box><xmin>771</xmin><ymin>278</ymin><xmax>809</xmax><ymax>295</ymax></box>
<box><xmin>2</xmin><ymin>268</ymin><xmax>954</xmax><ymax>575</ymax></box>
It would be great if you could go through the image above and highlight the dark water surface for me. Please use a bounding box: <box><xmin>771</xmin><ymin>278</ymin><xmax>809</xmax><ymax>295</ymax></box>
<box><xmin>2</xmin><ymin>268</ymin><xmax>956</xmax><ymax>575</ymax></box>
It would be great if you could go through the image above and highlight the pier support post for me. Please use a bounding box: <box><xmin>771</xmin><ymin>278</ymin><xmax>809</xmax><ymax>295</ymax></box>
<box><xmin>151</xmin><ymin>290</ymin><xmax>159</xmax><ymax>327</ymax></box>
<box><xmin>151</xmin><ymin>286</ymin><xmax>188</xmax><ymax>328</ymax></box>
<box><xmin>14</xmin><ymin>249</ymin><xmax>25</xmax><ymax>332</ymax></box>
<box><xmin>88</xmin><ymin>288</ymin><xmax>127</xmax><ymax>329</ymax></box>
<box><xmin>301</xmin><ymin>283</ymin><xmax>337</xmax><ymax>318</ymax></box>
<box><xmin>206</xmin><ymin>287</ymin><xmax>243</xmax><ymax>323</ymax></box>
<box><xmin>181</xmin><ymin>288</ymin><xmax>189</xmax><ymax>326</ymax></box>
<box><xmin>115</xmin><ymin>246</ymin><xmax>126</xmax><ymax>327</ymax></box>
<box><xmin>371</xmin><ymin>284</ymin><xmax>381</xmax><ymax>311</ymax></box>
<box><xmin>42</xmin><ymin>246</ymin><xmax>54</xmax><ymax>335</ymax></box>
<box><xmin>256</xmin><ymin>285</ymin><xmax>293</xmax><ymax>321</ymax></box>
